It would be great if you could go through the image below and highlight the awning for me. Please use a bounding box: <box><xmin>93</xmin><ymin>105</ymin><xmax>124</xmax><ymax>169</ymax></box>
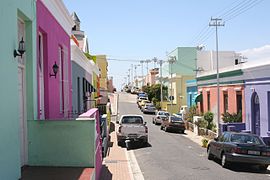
<box><xmin>194</xmin><ymin>94</ymin><xmax>202</xmax><ymax>103</ymax></box>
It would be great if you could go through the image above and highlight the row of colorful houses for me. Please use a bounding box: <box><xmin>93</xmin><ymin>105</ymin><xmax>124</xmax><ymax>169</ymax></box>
<box><xmin>134</xmin><ymin>45</ymin><xmax>270</xmax><ymax>144</ymax></box>
<box><xmin>0</xmin><ymin>0</ymin><xmax>113</xmax><ymax>179</ymax></box>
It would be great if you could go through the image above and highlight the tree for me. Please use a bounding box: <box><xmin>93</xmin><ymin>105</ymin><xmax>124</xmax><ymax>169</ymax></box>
<box><xmin>142</xmin><ymin>84</ymin><xmax>167</xmax><ymax>102</ymax></box>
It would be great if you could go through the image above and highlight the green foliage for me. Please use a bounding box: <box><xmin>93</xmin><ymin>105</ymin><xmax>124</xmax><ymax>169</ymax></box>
<box><xmin>142</xmin><ymin>84</ymin><xmax>168</xmax><ymax>102</ymax></box>
<box><xmin>201</xmin><ymin>138</ymin><xmax>209</xmax><ymax>148</ymax></box>
<box><xmin>222</xmin><ymin>111</ymin><xmax>242</xmax><ymax>123</ymax></box>
<box><xmin>203</xmin><ymin>112</ymin><xmax>214</xmax><ymax>130</ymax></box>
<box><xmin>195</xmin><ymin>119</ymin><xmax>208</xmax><ymax>129</ymax></box>
<box><xmin>184</xmin><ymin>105</ymin><xmax>198</xmax><ymax>122</ymax></box>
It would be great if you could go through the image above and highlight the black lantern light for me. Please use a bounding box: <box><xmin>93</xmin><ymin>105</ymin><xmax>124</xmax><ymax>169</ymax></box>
<box><xmin>49</xmin><ymin>61</ymin><xmax>59</xmax><ymax>78</ymax></box>
<box><xmin>14</xmin><ymin>37</ymin><xmax>26</xmax><ymax>58</ymax></box>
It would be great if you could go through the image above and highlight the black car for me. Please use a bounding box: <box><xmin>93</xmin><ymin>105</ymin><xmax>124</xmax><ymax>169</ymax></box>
<box><xmin>207</xmin><ymin>131</ymin><xmax>270</xmax><ymax>170</ymax></box>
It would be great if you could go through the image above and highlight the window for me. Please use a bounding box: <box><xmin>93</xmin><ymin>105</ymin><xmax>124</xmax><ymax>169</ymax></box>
<box><xmin>77</xmin><ymin>77</ymin><xmax>80</xmax><ymax>113</ymax></box>
<box><xmin>207</xmin><ymin>92</ymin><xmax>210</xmax><ymax>111</ymax></box>
<box><xmin>59</xmin><ymin>46</ymin><xmax>69</xmax><ymax>118</ymax></box>
<box><xmin>223</xmin><ymin>92</ymin><xmax>228</xmax><ymax>113</ymax></box>
<box><xmin>189</xmin><ymin>94</ymin><xmax>192</xmax><ymax>106</ymax></box>
<box><xmin>122</xmin><ymin>116</ymin><xmax>143</xmax><ymax>124</ymax></box>
<box><xmin>236</xmin><ymin>92</ymin><xmax>242</xmax><ymax>114</ymax></box>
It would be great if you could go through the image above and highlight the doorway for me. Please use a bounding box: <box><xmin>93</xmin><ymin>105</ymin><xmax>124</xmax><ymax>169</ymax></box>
<box><xmin>18</xmin><ymin>18</ymin><xmax>27</xmax><ymax>166</ymax></box>
<box><xmin>251</xmin><ymin>92</ymin><xmax>260</xmax><ymax>136</ymax></box>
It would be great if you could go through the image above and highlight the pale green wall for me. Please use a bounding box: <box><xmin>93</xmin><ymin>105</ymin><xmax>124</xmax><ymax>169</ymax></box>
<box><xmin>163</xmin><ymin>47</ymin><xmax>197</xmax><ymax>77</ymax></box>
<box><xmin>0</xmin><ymin>1</ymin><xmax>36</xmax><ymax>179</ymax></box>
<box><xmin>28</xmin><ymin>120</ymin><xmax>96</xmax><ymax>167</ymax></box>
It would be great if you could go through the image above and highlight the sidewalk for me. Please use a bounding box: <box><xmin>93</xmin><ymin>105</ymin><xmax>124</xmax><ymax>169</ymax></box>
<box><xmin>100</xmin><ymin>120</ymin><xmax>133</xmax><ymax>180</ymax></box>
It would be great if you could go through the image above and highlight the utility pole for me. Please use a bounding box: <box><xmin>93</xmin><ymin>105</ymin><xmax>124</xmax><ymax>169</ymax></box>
<box><xmin>153</xmin><ymin>57</ymin><xmax>158</xmax><ymax>69</ymax></box>
<box><xmin>128</xmin><ymin>69</ymin><xmax>131</xmax><ymax>85</ymax></box>
<box><xmin>145</xmin><ymin>59</ymin><xmax>151</xmax><ymax>85</ymax></box>
<box><xmin>158</xmin><ymin>59</ymin><xmax>164</xmax><ymax>103</ymax></box>
<box><xmin>168</xmin><ymin>56</ymin><xmax>176</xmax><ymax>113</ymax></box>
<box><xmin>209</xmin><ymin>17</ymin><xmax>224</xmax><ymax>136</ymax></box>
<box><xmin>140</xmin><ymin>60</ymin><xmax>144</xmax><ymax>87</ymax></box>
<box><xmin>131</xmin><ymin>64</ymin><xmax>133</xmax><ymax>87</ymax></box>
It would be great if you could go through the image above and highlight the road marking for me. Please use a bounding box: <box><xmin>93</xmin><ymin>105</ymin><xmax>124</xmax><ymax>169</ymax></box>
<box><xmin>125</xmin><ymin>149</ymin><xmax>145</xmax><ymax>180</ymax></box>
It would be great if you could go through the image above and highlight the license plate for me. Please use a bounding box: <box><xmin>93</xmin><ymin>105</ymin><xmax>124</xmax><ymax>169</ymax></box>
<box><xmin>248</xmin><ymin>150</ymin><xmax>260</xmax><ymax>155</ymax></box>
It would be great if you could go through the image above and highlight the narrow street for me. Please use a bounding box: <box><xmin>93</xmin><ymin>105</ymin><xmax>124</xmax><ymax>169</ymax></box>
<box><xmin>117</xmin><ymin>92</ymin><xmax>270</xmax><ymax>180</ymax></box>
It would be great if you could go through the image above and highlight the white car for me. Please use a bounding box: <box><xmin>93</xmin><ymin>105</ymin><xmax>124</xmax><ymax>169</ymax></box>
<box><xmin>153</xmin><ymin>111</ymin><xmax>170</xmax><ymax>125</ymax></box>
<box><xmin>116</xmin><ymin>114</ymin><xmax>148</xmax><ymax>146</ymax></box>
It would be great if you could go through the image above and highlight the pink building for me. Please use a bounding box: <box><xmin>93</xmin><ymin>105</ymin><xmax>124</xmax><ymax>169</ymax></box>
<box><xmin>199</xmin><ymin>85</ymin><xmax>245</xmax><ymax>122</ymax></box>
<box><xmin>37</xmin><ymin>0</ymin><xmax>74</xmax><ymax>119</ymax></box>
<box><xmin>144</xmin><ymin>68</ymin><xmax>159</xmax><ymax>86</ymax></box>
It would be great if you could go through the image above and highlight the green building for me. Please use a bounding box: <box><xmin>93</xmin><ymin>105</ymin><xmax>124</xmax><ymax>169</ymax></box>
<box><xmin>0</xmin><ymin>1</ymin><xmax>37</xmax><ymax>179</ymax></box>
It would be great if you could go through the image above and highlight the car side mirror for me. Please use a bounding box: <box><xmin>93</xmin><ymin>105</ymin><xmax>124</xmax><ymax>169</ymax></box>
<box><xmin>116</xmin><ymin>121</ymin><xmax>119</xmax><ymax>124</ymax></box>
<box><xmin>214</xmin><ymin>137</ymin><xmax>218</xmax><ymax>141</ymax></box>
<box><xmin>144</xmin><ymin>122</ymin><xmax>147</xmax><ymax>125</ymax></box>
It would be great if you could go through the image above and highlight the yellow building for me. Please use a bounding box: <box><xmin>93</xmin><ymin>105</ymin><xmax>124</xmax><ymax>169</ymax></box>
<box><xmin>162</xmin><ymin>75</ymin><xmax>194</xmax><ymax>113</ymax></box>
<box><xmin>95</xmin><ymin>55</ymin><xmax>108</xmax><ymax>104</ymax></box>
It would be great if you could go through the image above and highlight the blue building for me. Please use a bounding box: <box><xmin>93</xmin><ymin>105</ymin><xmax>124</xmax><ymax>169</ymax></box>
<box><xmin>186</xmin><ymin>79</ymin><xmax>198</xmax><ymax>108</ymax></box>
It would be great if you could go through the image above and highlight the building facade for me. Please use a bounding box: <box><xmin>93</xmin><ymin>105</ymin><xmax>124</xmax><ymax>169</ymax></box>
<box><xmin>186</xmin><ymin>79</ymin><xmax>198</xmax><ymax>108</ymax></box>
<box><xmin>243</xmin><ymin>61</ymin><xmax>270</xmax><ymax>143</ymax></box>
<box><xmin>0</xmin><ymin>1</ymin><xmax>37</xmax><ymax>179</ymax></box>
<box><xmin>36</xmin><ymin>0</ymin><xmax>74</xmax><ymax>119</ymax></box>
<box><xmin>95</xmin><ymin>55</ymin><xmax>108</xmax><ymax>105</ymax></box>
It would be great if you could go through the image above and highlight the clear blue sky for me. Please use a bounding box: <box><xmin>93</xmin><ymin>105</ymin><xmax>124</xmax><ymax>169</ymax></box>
<box><xmin>63</xmin><ymin>0</ymin><xmax>270</xmax><ymax>90</ymax></box>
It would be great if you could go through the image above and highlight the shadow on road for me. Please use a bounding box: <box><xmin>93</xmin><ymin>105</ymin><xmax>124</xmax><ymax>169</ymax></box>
<box><xmin>119</xmin><ymin>141</ymin><xmax>152</xmax><ymax>150</ymax></box>
<box><xmin>211</xmin><ymin>158</ymin><xmax>270</xmax><ymax>174</ymax></box>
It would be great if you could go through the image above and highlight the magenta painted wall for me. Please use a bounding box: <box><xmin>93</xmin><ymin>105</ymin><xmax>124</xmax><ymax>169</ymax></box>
<box><xmin>37</xmin><ymin>0</ymin><xmax>72</xmax><ymax>119</ymax></box>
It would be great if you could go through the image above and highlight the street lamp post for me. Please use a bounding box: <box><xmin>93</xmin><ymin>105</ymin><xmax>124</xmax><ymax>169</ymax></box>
<box><xmin>168</xmin><ymin>56</ymin><xmax>176</xmax><ymax>113</ymax></box>
<box><xmin>140</xmin><ymin>60</ymin><xmax>144</xmax><ymax>87</ymax></box>
<box><xmin>158</xmin><ymin>59</ymin><xmax>164</xmax><ymax>104</ymax></box>
<box><xmin>209</xmin><ymin>17</ymin><xmax>224</xmax><ymax>136</ymax></box>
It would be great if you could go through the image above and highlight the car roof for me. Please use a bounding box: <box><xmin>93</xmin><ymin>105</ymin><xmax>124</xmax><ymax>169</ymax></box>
<box><xmin>120</xmin><ymin>114</ymin><xmax>144</xmax><ymax>118</ymax></box>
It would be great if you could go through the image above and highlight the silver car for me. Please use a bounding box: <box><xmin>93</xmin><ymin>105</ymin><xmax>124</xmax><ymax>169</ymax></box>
<box><xmin>142</xmin><ymin>104</ymin><xmax>156</xmax><ymax>114</ymax></box>
<box><xmin>153</xmin><ymin>111</ymin><xmax>170</xmax><ymax>125</ymax></box>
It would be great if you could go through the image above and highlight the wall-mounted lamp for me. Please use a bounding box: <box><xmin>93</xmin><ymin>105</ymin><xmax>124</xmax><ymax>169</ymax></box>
<box><xmin>14</xmin><ymin>37</ymin><xmax>26</xmax><ymax>58</ymax></box>
<box><xmin>49</xmin><ymin>61</ymin><xmax>59</xmax><ymax>78</ymax></box>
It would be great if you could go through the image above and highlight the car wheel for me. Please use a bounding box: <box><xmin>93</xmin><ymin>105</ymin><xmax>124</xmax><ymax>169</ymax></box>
<box><xmin>259</xmin><ymin>165</ymin><xmax>268</xmax><ymax>171</ymax></box>
<box><xmin>160</xmin><ymin>126</ymin><xmax>163</xmax><ymax>130</ymax></box>
<box><xmin>117</xmin><ymin>141</ymin><xmax>122</xmax><ymax>147</ymax></box>
<box><xmin>207</xmin><ymin>147</ymin><xmax>214</xmax><ymax>160</ymax></box>
<box><xmin>221</xmin><ymin>153</ymin><xmax>230</xmax><ymax>168</ymax></box>
<box><xmin>164</xmin><ymin>126</ymin><xmax>168</xmax><ymax>132</ymax></box>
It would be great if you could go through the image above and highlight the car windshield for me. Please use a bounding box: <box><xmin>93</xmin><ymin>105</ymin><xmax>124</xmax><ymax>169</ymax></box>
<box><xmin>122</xmin><ymin>116</ymin><xmax>143</xmax><ymax>124</ymax></box>
<box><xmin>158</xmin><ymin>112</ymin><xmax>170</xmax><ymax>116</ymax></box>
<box><xmin>230</xmin><ymin>134</ymin><xmax>265</xmax><ymax>145</ymax></box>
<box><xmin>170</xmin><ymin>116</ymin><xmax>183</xmax><ymax>121</ymax></box>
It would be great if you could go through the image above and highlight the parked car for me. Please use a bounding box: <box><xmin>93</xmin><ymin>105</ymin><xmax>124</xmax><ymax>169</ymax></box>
<box><xmin>137</xmin><ymin>96</ymin><xmax>148</xmax><ymax>105</ymax></box>
<box><xmin>177</xmin><ymin>105</ymin><xmax>188</xmax><ymax>119</ymax></box>
<box><xmin>138</xmin><ymin>99</ymin><xmax>150</xmax><ymax>109</ymax></box>
<box><xmin>153</xmin><ymin>111</ymin><xmax>170</xmax><ymax>125</ymax></box>
<box><xmin>207</xmin><ymin>131</ymin><xmax>270</xmax><ymax>170</ymax></box>
<box><xmin>160</xmin><ymin>115</ymin><xmax>185</xmax><ymax>133</ymax></box>
<box><xmin>116</xmin><ymin>114</ymin><xmax>148</xmax><ymax>147</ymax></box>
<box><xmin>142</xmin><ymin>104</ymin><xmax>156</xmax><ymax>114</ymax></box>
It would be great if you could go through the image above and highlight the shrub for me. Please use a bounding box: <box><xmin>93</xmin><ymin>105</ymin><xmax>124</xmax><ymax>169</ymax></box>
<box><xmin>203</xmin><ymin>112</ymin><xmax>214</xmax><ymax>130</ymax></box>
<box><xmin>185</xmin><ymin>105</ymin><xmax>198</xmax><ymax>122</ymax></box>
<box><xmin>222</xmin><ymin>111</ymin><xmax>242</xmax><ymax>123</ymax></box>
<box><xmin>195</xmin><ymin>119</ymin><xmax>208</xmax><ymax>129</ymax></box>
<box><xmin>201</xmin><ymin>138</ymin><xmax>209</xmax><ymax>148</ymax></box>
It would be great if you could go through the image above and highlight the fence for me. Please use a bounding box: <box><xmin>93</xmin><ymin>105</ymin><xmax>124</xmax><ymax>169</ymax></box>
<box><xmin>185</xmin><ymin>121</ymin><xmax>217</xmax><ymax>139</ymax></box>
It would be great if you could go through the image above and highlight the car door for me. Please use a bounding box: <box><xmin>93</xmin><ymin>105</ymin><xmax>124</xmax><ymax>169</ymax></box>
<box><xmin>211</xmin><ymin>134</ymin><xmax>225</xmax><ymax>157</ymax></box>
<box><xmin>218</xmin><ymin>132</ymin><xmax>231</xmax><ymax>158</ymax></box>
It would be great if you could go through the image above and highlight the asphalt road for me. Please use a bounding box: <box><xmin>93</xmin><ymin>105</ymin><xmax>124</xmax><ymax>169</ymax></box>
<box><xmin>117</xmin><ymin>92</ymin><xmax>270</xmax><ymax>180</ymax></box>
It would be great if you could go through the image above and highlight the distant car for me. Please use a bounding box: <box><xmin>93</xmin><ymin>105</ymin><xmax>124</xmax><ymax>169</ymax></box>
<box><xmin>207</xmin><ymin>131</ymin><xmax>270</xmax><ymax>170</ymax></box>
<box><xmin>137</xmin><ymin>96</ymin><xmax>148</xmax><ymax>105</ymax></box>
<box><xmin>138</xmin><ymin>99</ymin><xmax>150</xmax><ymax>109</ymax></box>
<box><xmin>142</xmin><ymin>104</ymin><xmax>156</xmax><ymax>114</ymax></box>
<box><xmin>116</xmin><ymin>115</ymin><xmax>148</xmax><ymax>147</ymax></box>
<box><xmin>153</xmin><ymin>111</ymin><xmax>170</xmax><ymax>125</ymax></box>
<box><xmin>160</xmin><ymin>115</ymin><xmax>185</xmax><ymax>133</ymax></box>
